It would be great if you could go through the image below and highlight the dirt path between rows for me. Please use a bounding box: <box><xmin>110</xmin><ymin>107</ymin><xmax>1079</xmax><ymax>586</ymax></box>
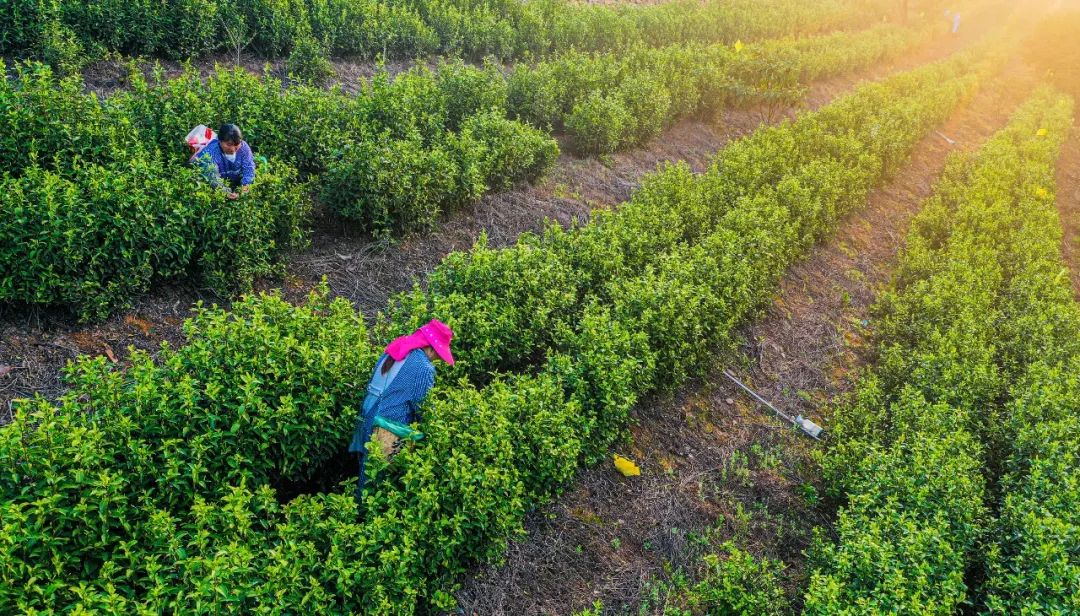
<box><xmin>0</xmin><ymin>18</ymin><xmax>995</xmax><ymax>420</ymax></box>
<box><xmin>451</xmin><ymin>57</ymin><xmax>1039</xmax><ymax>616</ymax></box>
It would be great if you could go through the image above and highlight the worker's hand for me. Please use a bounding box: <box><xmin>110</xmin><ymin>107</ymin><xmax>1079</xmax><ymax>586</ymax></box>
<box><xmin>241</xmin><ymin>185</ymin><xmax>251</xmax><ymax>194</ymax></box>
<box><xmin>226</xmin><ymin>192</ymin><xmax>240</xmax><ymax>200</ymax></box>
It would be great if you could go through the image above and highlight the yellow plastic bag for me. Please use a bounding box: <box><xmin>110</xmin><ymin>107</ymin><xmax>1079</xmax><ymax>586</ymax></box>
<box><xmin>1037</xmin><ymin>128</ymin><xmax>1048</xmax><ymax>137</ymax></box>
<box><xmin>613</xmin><ymin>454</ymin><xmax>641</xmax><ymax>477</ymax></box>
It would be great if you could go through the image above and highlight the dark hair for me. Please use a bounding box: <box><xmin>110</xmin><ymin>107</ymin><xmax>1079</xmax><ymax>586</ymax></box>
<box><xmin>218</xmin><ymin>123</ymin><xmax>243</xmax><ymax>145</ymax></box>
<box><xmin>380</xmin><ymin>356</ymin><xmax>396</xmax><ymax>375</ymax></box>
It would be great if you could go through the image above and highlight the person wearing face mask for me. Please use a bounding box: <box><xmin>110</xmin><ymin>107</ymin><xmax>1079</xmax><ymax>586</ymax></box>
<box><xmin>191</xmin><ymin>123</ymin><xmax>256</xmax><ymax>200</ymax></box>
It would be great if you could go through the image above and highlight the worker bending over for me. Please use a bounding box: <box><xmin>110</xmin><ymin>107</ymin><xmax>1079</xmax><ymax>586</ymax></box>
<box><xmin>192</xmin><ymin>123</ymin><xmax>256</xmax><ymax>199</ymax></box>
<box><xmin>350</xmin><ymin>319</ymin><xmax>455</xmax><ymax>499</ymax></box>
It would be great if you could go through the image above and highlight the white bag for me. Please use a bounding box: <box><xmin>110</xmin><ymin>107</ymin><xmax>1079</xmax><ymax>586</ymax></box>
<box><xmin>185</xmin><ymin>124</ymin><xmax>217</xmax><ymax>157</ymax></box>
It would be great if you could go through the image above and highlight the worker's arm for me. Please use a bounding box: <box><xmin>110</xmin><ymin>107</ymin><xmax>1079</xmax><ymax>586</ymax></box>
<box><xmin>239</xmin><ymin>142</ymin><xmax>256</xmax><ymax>187</ymax></box>
<box><xmin>404</xmin><ymin>365</ymin><xmax>436</xmax><ymax>422</ymax></box>
<box><xmin>192</xmin><ymin>146</ymin><xmax>224</xmax><ymax>189</ymax></box>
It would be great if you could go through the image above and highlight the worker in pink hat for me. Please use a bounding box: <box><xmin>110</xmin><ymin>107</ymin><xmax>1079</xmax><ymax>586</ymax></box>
<box><xmin>349</xmin><ymin>319</ymin><xmax>454</xmax><ymax>498</ymax></box>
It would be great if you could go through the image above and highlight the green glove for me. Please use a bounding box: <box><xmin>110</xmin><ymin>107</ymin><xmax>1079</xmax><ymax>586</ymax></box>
<box><xmin>373</xmin><ymin>415</ymin><xmax>424</xmax><ymax>441</ymax></box>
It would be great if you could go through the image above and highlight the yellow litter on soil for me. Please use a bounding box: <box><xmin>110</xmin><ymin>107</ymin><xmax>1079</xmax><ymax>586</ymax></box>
<box><xmin>613</xmin><ymin>454</ymin><xmax>641</xmax><ymax>477</ymax></box>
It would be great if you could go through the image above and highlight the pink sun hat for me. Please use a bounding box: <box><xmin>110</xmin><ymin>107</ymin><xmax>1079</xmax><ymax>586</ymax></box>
<box><xmin>384</xmin><ymin>319</ymin><xmax>455</xmax><ymax>365</ymax></box>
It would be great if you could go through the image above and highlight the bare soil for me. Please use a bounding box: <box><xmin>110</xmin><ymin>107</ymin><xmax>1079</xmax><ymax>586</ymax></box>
<box><xmin>451</xmin><ymin>57</ymin><xmax>1039</xmax><ymax>616</ymax></box>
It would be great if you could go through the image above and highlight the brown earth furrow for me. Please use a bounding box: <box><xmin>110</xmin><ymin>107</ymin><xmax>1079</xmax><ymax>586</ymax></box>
<box><xmin>452</xmin><ymin>58</ymin><xmax>1038</xmax><ymax>616</ymax></box>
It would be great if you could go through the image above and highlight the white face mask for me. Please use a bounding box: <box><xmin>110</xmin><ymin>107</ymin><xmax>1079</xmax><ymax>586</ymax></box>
<box><xmin>223</xmin><ymin>153</ymin><xmax>237</xmax><ymax>162</ymax></box>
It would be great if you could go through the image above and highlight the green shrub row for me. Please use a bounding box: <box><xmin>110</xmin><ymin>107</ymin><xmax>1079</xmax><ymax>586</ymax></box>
<box><xmin>509</xmin><ymin>21</ymin><xmax>932</xmax><ymax>154</ymax></box>
<box><xmin>320</xmin><ymin>110</ymin><xmax>558</xmax><ymax>236</ymax></box>
<box><xmin>983</xmin><ymin>361</ymin><xmax>1080</xmax><ymax>613</ymax></box>
<box><xmin>0</xmin><ymin>285</ymin><xmax>380</xmax><ymax>611</ymax></box>
<box><xmin>0</xmin><ymin>47</ymin><xmax>992</xmax><ymax>613</ymax></box>
<box><xmin>803</xmin><ymin>87</ymin><xmax>1076</xmax><ymax>614</ymax></box>
<box><xmin>976</xmin><ymin>97</ymin><xmax>1079</xmax><ymax>612</ymax></box>
<box><xmin>1</xmin><ymin>0</ymin><xmax>891</xmax><ymax>68</ymax></box>
<box><xmin>0</xmin><ymin>55</ymin><xmax>544</xmax><ymax>183</ymax></box>
<box><xmin>0</xmin><ymin>151</ymin><xmax>310</xmax><ymax>320</ymax></box>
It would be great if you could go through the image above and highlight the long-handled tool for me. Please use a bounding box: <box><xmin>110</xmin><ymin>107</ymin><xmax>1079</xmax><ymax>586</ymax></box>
<box><xmin>935</xmin><ymin>130</ymin><xmax>957</xmax><ymax>145</ymax></box>
<box><xmin>721</xmin><ymin>369</ymin><xmax>824</xmax><ymax>440</ymax></box>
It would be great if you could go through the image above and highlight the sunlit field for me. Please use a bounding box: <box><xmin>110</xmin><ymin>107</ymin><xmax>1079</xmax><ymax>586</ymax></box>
<box><xmin>2</xmin><ymin>1</ymin><xmax>1079</xmax><ymax>613</ymax></box>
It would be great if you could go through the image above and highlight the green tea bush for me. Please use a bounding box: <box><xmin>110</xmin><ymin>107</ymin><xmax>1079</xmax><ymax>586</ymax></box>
<box><xmin>461</xmin><ymin>110</ymin><xmax>559</xmax><ymax>190</ymax></box>
<box><xmin>57</xmin><ymin>0</ymin><xmax>163</xmax><ymax>56</ymax></box>
<box><xmin>510</xmin><ymin>22</ymin><xmax>928</xmax><ymax>155</ymax></box>
<box><xmin>354</xmin><ymin>377</ymin><xmax>529</xmax><ymax>611</ymax></box>
<box><xmin>362</xmin><ymin>65</ymin><xmax>450</xmax><ymax>141</ymax></box>
<box><xmin>804</xmin><ymin>88</ymin><xmax>1076</xmax><ymax>614</ymax></box>
<box><xmin>193</xmin><ymin>158</ymin><xmax>312</xmax><ymax>295</ymax></box>
<box><xmin>0</xmin><ymin>155</ymin><xmax>308</xmax><ymax>320</ymax></box>
<box><xmin>1</xmin><ymin>0</ymin><xmax>896</xmax><ymax>68</ymax></box>
<box><xmin>0</xmin><ymin>286</ymin><xmax>377</xmax><ymax>611</ymax></box>
<box><xmin>233</xmin><ymin>0</ymin><xmax>312</xmax><ymax>57</ymax></box>
<box><xmin>0</xmin><ymin>55</ymin><xmax>566</xmax><ymax>315</ymax></box>
<box><xmin>386</xmin><ymin>233</ymin><xmax>580</xmax><ymax>378</ymax></box>
<box><xmin>682</xmin><ymin>543</ymin><xmax>790</xmax><ymax>615</ymax></box>
<box><xmin>305</xmin><ymin>0</ymin><xmax>438</xmax><ymax>59</ymax></box>
<box><xmin>287</xmin><ymin>35</ymin><xmax>336</xmax><ymax>86</ymax></box>
<box><xmin>615</xmin><ymin>74</ymin><xmax>672</xmax><ymax>147</ymax></box>
<box><xmin>321</xmin><ymin>94</ymin><xmax>554</xmax><ymax>237</ymax></box>
<box><xmin>407</xmin><ymin>49</ymin><xmax>983</xmax><ymax>398</ymax></box>
<box><xmin>3</xmin><ymin>12</ymin><xmax>932</xmax><ymax>321</ymax></box>
<box><xmin>117</xmin><ymin>64</ymin><xmax>365</xmax><ymax>174</ymax></box>
<box><xmin>547</xmin><ymin>302</ymin><xmax>654</xmax><ymax>461</ymax></box>
<box><xmin>550</xmin><ymin>161</ymin><xmax>712</xmax><ymax>291</ymax></box>
<box><xmin>338</xmin><ymin>51</ymin><xmax>987</xmax><ymax>609</ymax></box>
<box><xmin>506</xmin><ymin>66</ymin><xmax>562</xmax><ymax>130</ymax></box>
<box><xmin>0</xmin><ymin>67</ymin><xmax>313</xmax><ymax>314</ymax></box>
<box><xmin>435</xmin><ymin>60</ymin><xmax>509</xmax><ymax>131</ymax></box>
<box><xmin>1</xmin><ymin>0</ymin><xmax>53</xmax><ymax>55</ymax></box>
<box><xmin>608</xmin><ymin>242</ymin><xmax>742</xmax><ymax>385</ymax></box>
<box><xmin>806</xmin><ymin>392</ymin><xmax>988</xmax><ymax>614</ymax></box>
<box><xmin>566</xmin><ymin>91</ymin><xmax>631</xmax><ymax>154</ymax></box>
<box><xmin>321</xmin><ymin>132</ymin><xmax>463</xmax><ymax>237</ymax></box>
<box><xmin>164</xmin><ymin>0</ymin><xmax>220</xmax><ymax>60</ymax></box>
<box><xmin>0</xmin><ymin>62</ymin><xmax>134</xmax><ymax>175</ymax></box>
<box><xmin>420</xmin><ymin>0</ymin><xmax>518</xmax><ymax>60</ymax></box>
<box><xmin>0</xmin><ymin>159</ymin><xmax>209</xmax><ymax>320</ymax></box>
<box><xmin>36</xmin><ymin>18</ymin><xmax>86</xmax><ymax>75</ymax></box>
<box><xmin>983</xmin><ymin>362</ymin><xmax>1080</xmax><ymax>614</ymax></box>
